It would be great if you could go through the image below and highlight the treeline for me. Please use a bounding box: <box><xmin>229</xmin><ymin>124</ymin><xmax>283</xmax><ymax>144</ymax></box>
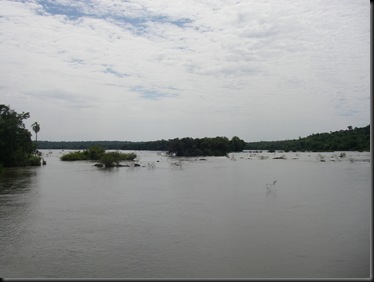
<box><xmin>37</xmin><ymin>136</ymin><xmax>246</xmax><ymax>156</ymax></box>
<box><xmin>37</xmin><ymin>125</ymin><xmax>370</xmax><ymax>153</ymax></box>
<box><xmin>246</xmin><ymin>125</ymin><xmax>370</xmax><ymax>152</ymax></box>
<box><xmin>37</xmin><ymin>140</ymin><xmax>169</xmax><ymax>150</ymax></box>
<box><xmin>168</xmin><ymin>136</ymin><xmax>246</xmax><ymax>156</ymax></box>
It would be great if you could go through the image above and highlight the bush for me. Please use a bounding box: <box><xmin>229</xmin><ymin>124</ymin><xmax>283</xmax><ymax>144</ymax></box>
<box><xmin>88</xmin><ymin>146</ymin><xmax>105</xmax><ymax>160</ymax></box>
<box><xmin>27</xmin><ymin>155</ymin><xmax>42</xmax><ymax>166</ymax></box>
<box><xmin>99</xmin><ymin>152</ymin><xmax>137</xmax><ymax>167</ymax></box>
<box><xmin>60</xmin><ymin>151</ymin><xmax>90</xmax><ymax>161</ymax></box>
<box><xmin>118</xmin><ymin>152</ymin><xmax>137</xmax><ymax>161</ymax></box>
<box><xmin>61</xmin><ymin>147</ymin><xmax>137</xmax><ymax>166</ymax></box>
<box><xmin>99</xmin><ymin>152</ymin><xmax>120</xmax><ymax>167</ymax></box>
<box><xmin>60</xmin><ymin>146</ymin><xmax>107</xmax><ymax>161</ymax></box>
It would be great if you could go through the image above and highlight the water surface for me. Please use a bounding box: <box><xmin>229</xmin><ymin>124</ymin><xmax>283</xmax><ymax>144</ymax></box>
<box><xmin>0</xmin><ymin>150</ymin><xmax>371</xmax><ymax>278</ymax></box>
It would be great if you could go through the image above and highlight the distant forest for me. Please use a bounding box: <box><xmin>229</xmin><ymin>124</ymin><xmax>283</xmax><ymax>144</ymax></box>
<box><xmin>37</xmin><ymin>140</ymin><xmax>170</xmax><ymax>151</ymax></box>
<box><xmin>37</xmin><ymin>125</ymin><xmax>370</xmax><ymax>152</ymax></box>
<box><xmin>246</xmin><ymin>125</ymin><xmax>370</xmax><ymax>152</ymax></box>
<box><xmin>37</xmin><ymin>136</ymin><xmax>246</xmax><ymax>157</ymax></box>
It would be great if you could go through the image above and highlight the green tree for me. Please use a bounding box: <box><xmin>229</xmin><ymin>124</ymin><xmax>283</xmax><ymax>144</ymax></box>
<box><xmin>99</xmin><ymin>152</ymin><xmax>137</xmax><ymax>167</ymax></box>
<box><xmin>229</xmin><ymin>136</ymin><xmax>246</xmax><ymax>152</ymax></box>
<box><xmin>0</xmin><ymin>105</ymin><xmax>40</xmax><ymax>167</ymax></box>
<box><xmin>87</xmin><ymin>145</ymin><xmax>105</xmax><ymax>160</ymax></box>
<box><xmin>245</xmin><ymin>125</ymin><xmax>369</xmax><ymax>152</ymax></box>
<box><xmin>31</xmin><ymin>122</ymin><xmax>40</xmax><ymax>143</ymax></box>
<box><xmin>99</xmin><ymin>152</ymin><xmax>122</xmax><ymax>167</ymax></box>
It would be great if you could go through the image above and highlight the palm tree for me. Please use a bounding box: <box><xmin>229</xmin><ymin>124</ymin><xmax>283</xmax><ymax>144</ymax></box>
<box><xmin>31</xmin><ymin>122</ymin><xmax>40</xmax><ymax>143</ymax></box>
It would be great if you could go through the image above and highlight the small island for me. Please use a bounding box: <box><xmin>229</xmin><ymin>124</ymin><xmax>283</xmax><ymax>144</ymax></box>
<box><xmin>60</xmin><ymin>146</ymin><xmax>137</xmax><ymax>168</ymax></box>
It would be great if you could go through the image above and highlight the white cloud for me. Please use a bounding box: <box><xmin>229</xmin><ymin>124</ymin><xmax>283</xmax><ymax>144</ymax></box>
<box><xmin>0</xmin><ymin>0</ymin><xmax>370</xmax><ymax>141</ymax></box>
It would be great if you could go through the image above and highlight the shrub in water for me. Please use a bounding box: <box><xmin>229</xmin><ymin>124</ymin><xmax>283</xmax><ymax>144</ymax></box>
<box><xmin>99</xmin><ymin>152</ymin><xmax>137</xmax><ymax>167</ymax></box>
<box><xmin>60</xmin><ymin>151</ymin><xmax>90</xmax><ymax>161</ymax></box>
<box><xmin>27</xmin><ymin>155</ymin><xmax>42</xmax><ymax>166</ymax></box>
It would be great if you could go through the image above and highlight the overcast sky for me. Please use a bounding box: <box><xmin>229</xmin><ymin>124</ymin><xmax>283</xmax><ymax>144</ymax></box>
<box><xmin>1</xmin><ymin>0</ymin><xmax>370</xmax><ymax>142</ymax></box>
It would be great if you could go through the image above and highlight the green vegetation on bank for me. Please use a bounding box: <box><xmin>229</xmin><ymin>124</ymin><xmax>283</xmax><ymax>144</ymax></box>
<box><xmin>37</xmin><ymin>136</ymin><xmax>246</xmax><ymax>156</ymax></box>
<box><xmin>60</xmin><ymin>146</ymin><xmax>137</xmax><ymax>167</ymax></box>
<box><xmin>3</xmin><ymin>103</ymin><xmax>368</xmax><ymax>170</ymax></box>
<box><xmin>0</xmin><ymin>104</ymin><xmax>42</xmax><ymax>167</ymax></box>
<box><xmin>246</xmin><ymin>125</ymin><xmax>370</xmax><ymax>152</ymax></box>
<box><xmin>167</xmin><ymin>136</ymin><xmax>246</xmax><ymax>156</ymax></box>
<box><xmin>37</xmin><ymin>140</ymin><xmax>169</xmax><ymax>150</ymax></box>
<box><xmin>35</xmin><ymin>125</ymin><xmax>370</xmax><ymax>153</ymax></box>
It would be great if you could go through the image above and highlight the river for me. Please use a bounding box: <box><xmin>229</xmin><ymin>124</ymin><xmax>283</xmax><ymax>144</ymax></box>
<box><xmin>0</xmin><ymin>150</ymin><xmax>371</xmax><ymax>278</ymax></box>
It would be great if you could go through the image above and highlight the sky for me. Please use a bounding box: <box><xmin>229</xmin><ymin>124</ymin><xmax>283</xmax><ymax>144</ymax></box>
<box><xmin>0</xmin><ymin>0</ymin><xmax>370</xmax><ymax>142</ymax></box>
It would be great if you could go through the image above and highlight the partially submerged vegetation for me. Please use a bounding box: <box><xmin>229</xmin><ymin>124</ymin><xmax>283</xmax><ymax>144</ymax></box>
<box><xmin>99</xmin><ymin>151</ymin><xmax>137</xmax><ymax>167</ymax></box>
<box><xmin>60</xmin><ymin>146</ymin><xmax>137</xmax><ymax>167</ymax></box>
<box><xmin>60</xmin><ymin>146</ymin><xmax>105</xmax><ymax>161</ymax></box>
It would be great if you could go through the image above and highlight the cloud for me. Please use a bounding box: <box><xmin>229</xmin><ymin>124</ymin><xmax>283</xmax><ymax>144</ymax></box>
<box><xmin>131</xmin><ymin>86</ymin><xmax>179</xmax><ymax>100</ymax></box>
<box><xmin>0</xmin><ymin>0</ymin><xmax>370</xmax><ymax>141</ymax></box>
<box><xmin>104</xmin><ymin>67</ymin><xmax>129</xmax><ymax>78</ymax></box>
<box><xmin>25</xmin><ymin>89</ymin><xmax>98</xmax><ymax>108</ymax></box>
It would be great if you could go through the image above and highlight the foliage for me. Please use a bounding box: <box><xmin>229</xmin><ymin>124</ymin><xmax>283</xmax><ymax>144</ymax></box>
<box><xmin>117</xmin><ymin>152</ymin><xmax>137</xmax><ymax>161</ymax></box>
<box><xmin>167</xmin><ymin>136</ymin><xmax>246</xmax><ymax>156</ymax></box>
<box><xmin>26</xmin><ymin>155</ymin><xmax>42</xmax><ymax>166</ymax></box>
<box><xmin>229</xmin><ymin>136</ymin><xmax>246</xmax><ymax>152</ymax></box>
<box><xmin>60</xmin><ymin>146</ymin><xmax>109</xmax><ymax>161</ymax></box>
<box><xmin>35</xmin><ymin>125</ymin><xmax>370</xmax><ymax>153</ymax></box>
<box><xmin>37</xmin><ymin>137</ymin><xmax>246</xmax><ymax>156</ymax></box>
<box><xmin>87</xmin><ymin>146</ymin><xmax>105</xmax><ymax>160</ymax></box>
<box><xmin>98</xmin><ymin>151</ymin><xmax>136</xmax><ymax>167</ymax></box>
<box><xmin>60</xmin><ymin>151</ymin><xmax>90</xmax><ymax>161</ymax></box>
<box><xmin>37</xmin><ymin>140</ymin><xmax>169</xmax><ymax>150</ymax></box>
<box><xmin>60</xmin><ymin>146</ymin><xmax>136</xmax><ymax>166</ymax></box>
<box><xmin>99</xmin><ymin>152</ymin><xmax>121</xmax><ymax>167</ymax></box>
<box><xmin>0</xmin><ymin>104</ymin><xmax>41</xmax><ymax>167</ymax></box>
<box><xmin>31</xmin><ymin>122</ymin><xmax>40</xmax><ymax>142</ymax></box>
<box><xmin>246</xmin><ymin>125</ymin><xmax>370</xmax><ymax>152</ymax></box>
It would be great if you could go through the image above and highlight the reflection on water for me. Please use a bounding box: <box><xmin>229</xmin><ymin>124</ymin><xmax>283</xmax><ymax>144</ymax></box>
<box><xmin>0</xmin><ymin>150</ymin><xmax>371</xmax><ymax>278</ymax></box>
<box><xmin>0</xmin><ymin>167</ymin><xmax>40</xmax><ymax>267</ymax></box>
<box><xmin>266</xmin><ymin>189</ymin><xmax>278</xmax><ymax>199</ymax></box>
<box><xmin>0</xmin><ymin>168</ymin><xmax>37</xmax><ymax>194</ymax></box>
<box><xmin>0</xmin><ymin>168</ymin><xmax>38</xmax><ymax>220</ymax></box>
